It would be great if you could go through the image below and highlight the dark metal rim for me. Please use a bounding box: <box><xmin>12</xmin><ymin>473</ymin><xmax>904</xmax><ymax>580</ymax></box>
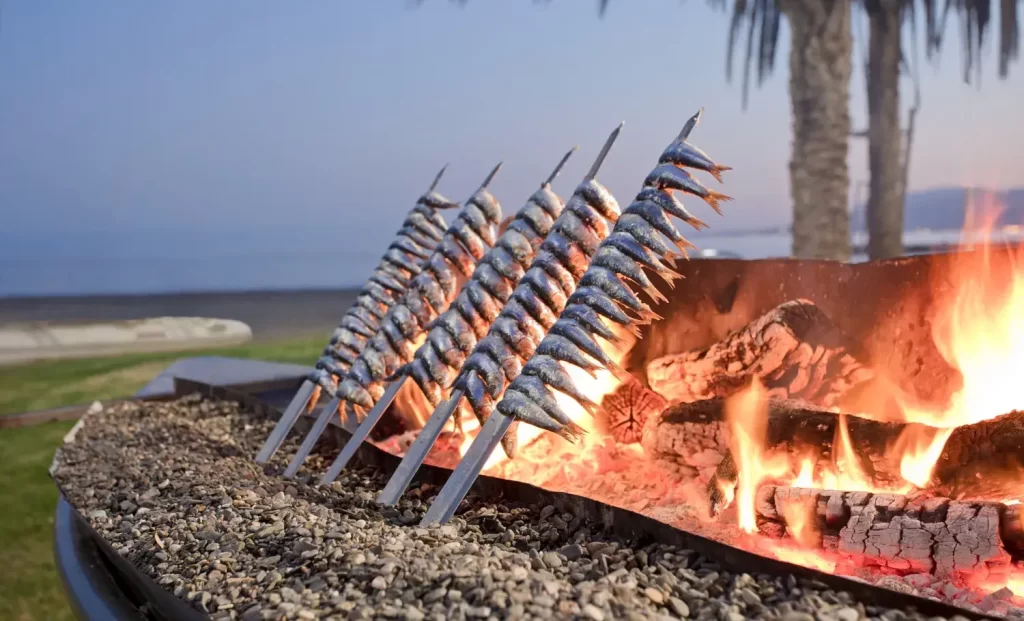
<box><xmin>54</xmin><ymin>494</ymin><xmax>205</xmax><ymax>621</ymax></box>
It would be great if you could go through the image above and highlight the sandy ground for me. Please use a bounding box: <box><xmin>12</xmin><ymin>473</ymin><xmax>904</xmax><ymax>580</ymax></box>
<box><xmin>0</xmin><ymin>289</ymin><xmax>360</xmax><ymax>341</ymax></box>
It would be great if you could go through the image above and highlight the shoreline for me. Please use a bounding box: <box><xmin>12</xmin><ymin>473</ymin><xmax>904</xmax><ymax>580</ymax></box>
<box><xmin>0</xmin><ymin>288</ymin><xmax>361</xmax><ymax>341</ymax></box>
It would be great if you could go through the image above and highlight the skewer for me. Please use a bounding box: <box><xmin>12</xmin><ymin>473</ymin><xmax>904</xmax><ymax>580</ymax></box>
<box><xmin>420</xmin><ymin>407</ymin><xmax>514</xmax><ymax>525</ymax></box>
<box><xmin>255</xmin><ymin>165</ymin><xmax>452</xmax><ymax>465</ymax></box>
<box><xmin>377</xmin><ymin>388</ymin><xmax>464</xmax><ymax>505</ymax></box>
<box><xmin>309</xmin><ymin>163</ymin><xmax>503</xmax><ymax>482</ymax></box>
<box><xmin>254</xmin><ymin>380</ymin><xmax>317</xmax><ymax>464</ymax></box>
<box><xmin>318</xmin><ymin>380</ymin><xmax>404</xmax><ymax>484</ymax></box>
<box><xmin>382</xmin><ymin>127</ymin><xmax>621</xmax><ymax>508</ymax></box>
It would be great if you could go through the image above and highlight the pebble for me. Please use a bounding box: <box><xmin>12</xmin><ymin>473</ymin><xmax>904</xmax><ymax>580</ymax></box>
<box><xmin>50</xmin><ymin>395</ymin><xmax>1007</xmax><ymax>621</ymax></box>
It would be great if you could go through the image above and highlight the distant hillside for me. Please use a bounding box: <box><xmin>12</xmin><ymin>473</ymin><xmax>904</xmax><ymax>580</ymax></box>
<box><xmin>852</xmin><ymin>187</ymin><xmax>1024</xmax><ymax>232</ymax></box>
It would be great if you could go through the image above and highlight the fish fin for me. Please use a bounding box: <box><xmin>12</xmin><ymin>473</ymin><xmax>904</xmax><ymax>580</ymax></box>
<box><xmin>686</xmin><ymin>216</ymin><xmax>709</xmax><ymax>231</ymax></box>
<box><xmin>606</xmin><ymin>360</ymin><xmax>634</xmax><ymax>384</ymax></box>
<box><xmin>643</xmin><ymin>285</ymin><xmax>669</xmax><ymax>306</ymax></box>
<box><xmin>704</xmin><ymin>191</ymin><xmax>732</xmax><ymax>215</ymax></box>
<box><xmin>306</xmin><ymin>385</ymin><xmax>322</xmax><ymax>413</ymax></box>
<box><xmin>501</xmin><ymin>421</ymin><xmax>519</xmax><ymax>458</ymax></box>
<box><xmin>709</xmin><ymin>164</ymin><xmax>733</xmax><ymax>183</ymax></box>
<box><xmin>657</xmin><ymin>267</ymin><xmax>683</xmax><ymax>289</ymax></box>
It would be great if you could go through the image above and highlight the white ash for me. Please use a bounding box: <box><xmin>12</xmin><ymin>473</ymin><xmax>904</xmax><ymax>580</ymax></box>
<box><xmin>51</xmin><ymin>395</ymin><xmax>1013</xmax><ymax>620</ymax></box>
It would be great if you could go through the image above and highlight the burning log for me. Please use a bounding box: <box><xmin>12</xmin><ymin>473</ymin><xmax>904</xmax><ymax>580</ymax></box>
<box><xmin>646</xmin><ymin>299</ymin><xmax>874</xmax><ymax>406</ymax></box>
<box><xmin>641</xmin><ymin>398</ymin><xmax>1024</xmax><ymax>512</ymax></box>
<box><xmin>596</xmin><ymin>378</ymin><xmax>666</xmax><ymax>444</ymax></box>
<box><xmin>754</xmin><ymin>485</ymin><xmax>1023</xmax><ymax>578</ymax></box>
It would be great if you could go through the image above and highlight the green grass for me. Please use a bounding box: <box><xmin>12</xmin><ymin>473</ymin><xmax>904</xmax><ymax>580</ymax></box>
<box><xmin>0</xmin><ymin>338</ymin><xmax>324</xmax><ymax>620</ymax></box>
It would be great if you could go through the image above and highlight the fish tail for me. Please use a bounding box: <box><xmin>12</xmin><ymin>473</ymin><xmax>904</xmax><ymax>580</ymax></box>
<box><xmin>708</xmin><ymin>164</ymin><xmax>733</xmax><ymax>183</ymax></box>
<box><xmin>704</xmin><ymin>191</ymin><xmax>732</xmax><ymax>215</ymax></box>
<box><xmin>305</xmin><ymin>385</ymin><xmax>322</xmax><ymax>413</ymax></box>
<box><xmin>644</xmin><ymin>284</ymin><xmax>669</xmax><ymax>306</ymax></box>
<box><xmin>687</xmin><ymin>216</ymin><xmax>710</xmax><ymax>231</ymax></box>
<box><xmin>657</xmin><ymin>266</ymin><xmax>683</xmax><ymax>289</ymax></box>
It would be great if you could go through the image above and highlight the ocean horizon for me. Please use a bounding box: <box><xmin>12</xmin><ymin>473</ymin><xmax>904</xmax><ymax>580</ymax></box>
<box><xmin>2</xmin><ymin>228</ymin><xmax>1019</xmax><ymax>299</ymax></box>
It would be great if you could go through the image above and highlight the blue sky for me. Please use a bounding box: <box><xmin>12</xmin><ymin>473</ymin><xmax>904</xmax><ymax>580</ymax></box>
<box><xmin>0</xmin><ymin>1</ymin><xmax>1021</xmax><ymax>257</ymax></box>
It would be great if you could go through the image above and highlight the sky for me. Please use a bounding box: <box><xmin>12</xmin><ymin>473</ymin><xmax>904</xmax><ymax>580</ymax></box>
<box><xmin>0</xmin><ymin>1</ymin><xmax>1021</xmax><ymax>281</ymax></box>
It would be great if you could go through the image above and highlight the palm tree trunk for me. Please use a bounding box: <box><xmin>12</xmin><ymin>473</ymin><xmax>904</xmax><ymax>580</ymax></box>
<box><xmin>778</xmin><ymin>0</ymin><xmax>853</xmax><ymax>261</ymax></box>
<box><xmin>864</xmin><ymin>0</ymin><xmax>904</xmax><ymax>259</ymax></box>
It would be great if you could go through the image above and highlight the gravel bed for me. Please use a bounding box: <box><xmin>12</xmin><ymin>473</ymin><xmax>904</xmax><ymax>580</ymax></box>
<box><xmin>52</xmin><ymin>395</ymin><xmax>992</xmax><ymax>621</ymax></box>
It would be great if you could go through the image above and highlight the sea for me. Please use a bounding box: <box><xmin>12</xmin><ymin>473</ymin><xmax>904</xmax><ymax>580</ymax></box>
<box><xmin>1</xmin><ymin>228</ymin><xmax>1019</xmax><ymax>298</ymax></box>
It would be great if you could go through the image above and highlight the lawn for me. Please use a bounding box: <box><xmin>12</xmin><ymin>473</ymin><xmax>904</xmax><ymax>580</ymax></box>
<box><xmin>0</xmin><ymin>338</ymin><xmax>323</xmax><ymax>620</ymax></box>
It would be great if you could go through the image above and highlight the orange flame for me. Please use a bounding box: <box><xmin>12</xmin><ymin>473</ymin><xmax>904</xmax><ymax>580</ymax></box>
<box><xmin>724</xmin><ymin>377</ymin><xmax>789</xmax><ymax>532</ymax></box>
<box><xmin>891</xmin><ymin>192</ymin><xmax>1024</xmax><ymax>483</ymax></box>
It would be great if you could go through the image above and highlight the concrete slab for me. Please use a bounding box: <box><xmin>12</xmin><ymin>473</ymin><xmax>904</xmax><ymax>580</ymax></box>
<box><xmin>0</xmin><ymin>317</ymin><xmax>252</xmax><ymax>365</ymax></box>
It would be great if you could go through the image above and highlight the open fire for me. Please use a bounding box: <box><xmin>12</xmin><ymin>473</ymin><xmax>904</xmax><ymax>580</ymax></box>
<box><xmin>367</xmin><ymin>196</ymin><xmax>1024</xmax><ymax>615</ymax></box>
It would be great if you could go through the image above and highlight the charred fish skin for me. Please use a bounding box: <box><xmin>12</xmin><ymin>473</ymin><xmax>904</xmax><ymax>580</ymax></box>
<box><xmin>334</xmin><ymin>183</ymin><xmax>503</xmax><ymax>418</ymax></box>
<box><xmin>308</xmin><ymin>183</ymin><xmax>459</xmax><ymax>394</ymax></box>
<box><xmin>451</xmin><ymin>178</ymin><xmax>621</xmax><ymax>437</ymax></box>
<box><xmin>394</xmin><ymin>180</ymin><xmax>569</xmax><ymax>410</ymax></box>
<box><xmin>496</xmin><ymin>110</ymin><xmax>733</xmax><ymax>438</ymax></box>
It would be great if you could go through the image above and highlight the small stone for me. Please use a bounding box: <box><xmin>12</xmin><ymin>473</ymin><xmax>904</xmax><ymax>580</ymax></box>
<box><xmin>404</xmin><ymin>606</ymin><xmax>424</xmax><ymax>621</ymax></box>
<box><xmin>781</xmin><ymin>613</ymin><xmax>815</xmax><ymax>621</ymax></box>
<box><xmin>560</xmin><ymin>543</ymin><xmax>583</xmax><ymax>561</ymax></box>
<box><xmin>836</xmin><ymin>607</ymin><xmax>860</xmax><ymax>621</ymax></box>
<box><xmin>737</xmin><ymin>587</ymin><xmax>761</xmax><ymax>606</ymax></box>
<box><xmin>542</xmin><ymin>551</ymin><xmax>563</xmax><ymax>568</ymax></box>
<box><xmin>370</xmin><ymin>576</ymin><xmax>387</xmax><ymax>590</ymax></box>
<box><xmin>582</xmin><ymin>603</ymin><xmax>606</xmax><ymax>621</ymax></box>
<box><xmin>644</xmin><ymin>587</ymin><xmax>664</xmax><ymax>604</ymax></box>
<box><xmin>668</xmin><ymin>597</ymin><xmax>690</xmax><ymax>618</ymax></box>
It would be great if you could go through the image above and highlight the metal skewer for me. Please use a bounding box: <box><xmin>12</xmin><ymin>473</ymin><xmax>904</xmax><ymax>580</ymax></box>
<box><xmin>377</xmin><ymin>145</ymin><xmax>580</xmax><ymax>505</ymax></box>
<box><xmin>255</xmin><ymin>165</ymin><xmax>451</xmax><ymax>465</ymax></box>
<box><xmin>312</xmin><ymin>162</ymin><xmax>503</xmax><ymax>483</ymax></box>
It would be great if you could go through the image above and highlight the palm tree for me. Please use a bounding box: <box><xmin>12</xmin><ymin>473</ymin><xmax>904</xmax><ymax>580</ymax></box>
<box><xmin>421</xmin><ymin>1</ymin><xmax>1020</xmax><ymax>261</ymax></box>
<box><xmin>860</xmin><ymin>1</ymin><xmax>1020</xmax><ymax>259</ymax></box>
<box><xmin>720</xmin><ymin>0</ymin><xmax>855</xmax><ymax>260</ymax></box>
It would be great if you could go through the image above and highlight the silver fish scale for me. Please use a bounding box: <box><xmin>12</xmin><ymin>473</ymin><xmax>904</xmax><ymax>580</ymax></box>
<box><xmin>501</xmin><ymin>131</ymin><xmax>731</xmax><ymax>440</ymax></box>
<box><xmin>334</xmin><ymin>188</ymin><xmax>503</xmax><ymax>417</ymax></box>
<box><xmin>450</xmin><ymin>179</ymin><xmax>621</xmax><ymax>441</ymax></box>
<box><xmin>396</xmin><ymin>185</ymin><xmax>567</xmax><ymax>410</ymax></box>
<box><xmin>308</xmin><ymin>191</ymin><xmax>459</xmax><ymax>393</ymax></box>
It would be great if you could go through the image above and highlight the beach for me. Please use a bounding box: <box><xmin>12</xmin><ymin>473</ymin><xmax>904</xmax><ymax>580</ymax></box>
<box><xmin>0</xmin><ymin>289</ymin><xmax>359</xmax><ymax>341</ymax></box>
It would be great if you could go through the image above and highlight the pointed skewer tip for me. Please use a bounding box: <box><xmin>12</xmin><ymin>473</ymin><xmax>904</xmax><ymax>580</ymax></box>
<box><xmin>479</xmin><ymin>161</ymin><xmax>502</xmax><ymax>190</ymax></box>
<box><xmin>544</xmin><ymin>146</ymin><xmax>578</xmax><ymax>186</ymax></box>
<box><xmin>584</xmin><ymin>122</ymin><xmax>625</xmax><ymax>181</ymax></box>
<box><xmin>429</xmin><ymin>164</ymin><xmax>449</xmax><ymax>191</ymax></box>
<box><xmin>677</xmin><ymin>108</ymin><xmax>704</xmax><ymax>142</ymax></box>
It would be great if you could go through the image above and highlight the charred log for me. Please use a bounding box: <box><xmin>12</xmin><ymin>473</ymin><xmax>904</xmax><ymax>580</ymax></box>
<box><xmin>646</xmin><ymin>300</ymin><xmax>873</xmax><ymax>406</ymax></box>
<box><xmin>755</xmin><ymin>485</ymin><xmax>1022</xmax><ymax>578</ymax></box>
<box><xmin>596</xmin><ymin>379</ymin><xmax>666</xmax><ymax>444</ymax></box>
<box><xmin>640</xmin><ymin>398</ymin><xmax>1024</xmax><ymax>509</ymax></box>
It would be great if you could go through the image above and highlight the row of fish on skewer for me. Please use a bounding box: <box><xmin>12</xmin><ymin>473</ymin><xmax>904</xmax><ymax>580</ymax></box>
<box><xmin>256</xmin><ymin>110</ymin><xmax>733</xmax><ymax>510</ymax></box>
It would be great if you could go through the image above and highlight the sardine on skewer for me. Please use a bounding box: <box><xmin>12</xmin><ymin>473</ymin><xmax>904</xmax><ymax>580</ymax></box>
<box><xmin>254</xmin><ymin>166</ymin><xmax>457</xmax><ymax>465</ymax></box>
<box><xmin>500</xmin><ymin>108</ymin><xmax>731</xmax><ymax>439</ymax></box>
<box><xmin>378</xmin><ymin>126</ymin><xmax>623</xmax><ymax>507</ymax></box>
<box><xmin>308</xmin><ymin>169</ymin><xmax>459</xmax><ymax>404</ymax></box>
<box><xmin>332</xmin><ymin>164</ymin><xmax>504</xmax><ymax>421</ymax></box>
<box><xmin>310</xmin><ymin>151</ymin><xmax>577</xmax><ymax>484</ymax></box>
<box><xmin>397</xmin><ymin>148</ymin><xmax>576</xmax><ymax>412</ymax></box>
<box><xmin>447</xmin><ymin>124</ymin><xmax>625</xmax><ymax>460</ymax></box>
<box><xmin>301</xmin><ymin>167</ymin><xmax>504</xmax><ymax>483</ymax></box>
